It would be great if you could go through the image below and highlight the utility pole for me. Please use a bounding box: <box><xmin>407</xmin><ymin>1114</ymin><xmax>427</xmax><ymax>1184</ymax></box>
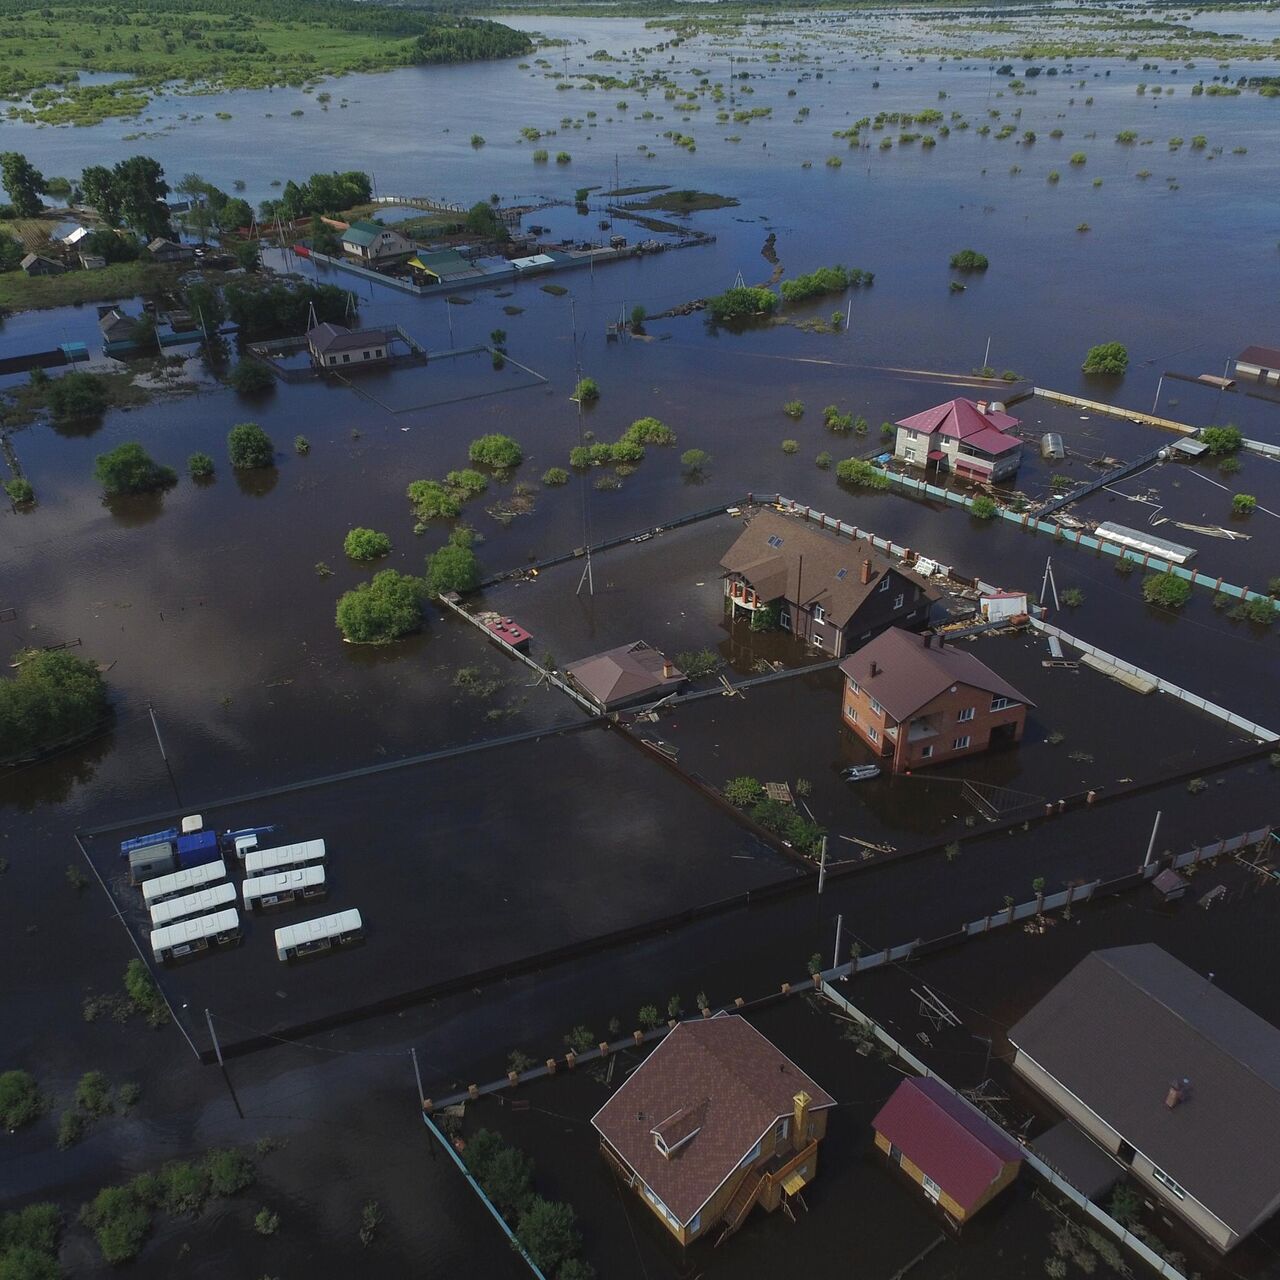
<box><xmin>1151</xmin><ymin>373</ymin><xmax>1164</xmax><ymax>416</ymax></box>
<box><xmin>1142</xmin><ymin>810</ymin><xmax>1162</xmax><ymax>870</ymax></box>
<box><xmin>1039</xmin><ymin>556</ymin><xmax>1060</xmax><ymax>611</ymax></box>
<box><xmin>832</xmin><ymin>913</ymin><xmax>843</xmax><ymax>972</ymax></box>
<box><xmin>410</xmin><ymin>1046</ymin><xmax>425</xmax><ymax>1111</ymax></box>
<box><xmin>570</xmin><ymin>298</ymin><xmax>594</xmax><ymax>598</ymax></box>
<box><xmin>817</xmin><ymin>835</ymin><xmax>828</xmax><ymax>894</ymax></box>
<box><xmin>147</xmin><ymin>702</ymin><xmax>167</xmax><ymax>763</ymax></box>
<box><xmin>982</xmin><ymin>334</ymin><xmax>992</xmax><ymax>372</ymax></box>
<box><xmin>205</xmin><ymin>1010</ymin><xmax>244</xmax><ymax>1120</ymax></box>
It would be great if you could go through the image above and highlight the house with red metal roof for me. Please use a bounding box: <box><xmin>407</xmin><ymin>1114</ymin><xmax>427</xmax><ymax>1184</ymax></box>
<box><xmin>839</xmin><ymin>628</ymin><xmax>1032</xmax><ymax>772</ymax></box>
<box><xmin>893</xmin><ymin>397</ymin><xmax>1023</xmax><ymax>482</ymax></box>
<box><xmin>591</xmin><ymin>1015</ymin><xmax>837</xmax><ymax>1246</ymax></box>
<box><xmin>872</xmin><ymin>1077</ymin><xmax>1023</xmax><ymax>1222</ymax></box>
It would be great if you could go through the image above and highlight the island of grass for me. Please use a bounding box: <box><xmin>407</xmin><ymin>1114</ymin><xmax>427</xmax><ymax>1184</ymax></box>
<box><xmin>626</xmin><ymin>188</ymin><xmax>739</xmax><ymax>214</ymax></box>
<box><xmin>0</xmin><ymin>258</ymin><xmax>197</xmax><ymax>315</ymax></box>
<box><xmin>0</xmin><ymin>0</ymin><xmax>533</xmax><ymax>127</ymax></box>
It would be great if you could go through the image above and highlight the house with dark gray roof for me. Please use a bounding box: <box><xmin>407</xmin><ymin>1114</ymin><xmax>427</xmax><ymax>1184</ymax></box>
<box><xmin>307</xmin><ymin>322</ymin><xmax>395</xmax><ymax>369</ymax></box>
<box><xmin>565</xmin><ymin>641</ymin><xmax>685</xmax><ymax>710</ymax></box>
<box><xmin>20</xmin><ymin>252</ymin><xmax>64</xmax><ymax>276</ymax></box>
<box><xmin>339</xmin><ymin>219</ymin><xmax>413</xmax><ymax>265</ymax></box>
<box><xmin>720</xmin><ymin>509</ymin><xmax>933</xmax><ymax>657</ymax></box>
<box><xmin>1008</xmin><ymin>944</ymin><xmax>1280</xmax><ymax>1251</ymax></box>
<box><xmin>591</xmin><ymin>1015</ymin><xmax>837</xmax><ymax>1246</ymax></box>
<box><xmin>839</xmin><ymin>628</ymin><xmax>1032</xmax><ymax>772</ymax></box>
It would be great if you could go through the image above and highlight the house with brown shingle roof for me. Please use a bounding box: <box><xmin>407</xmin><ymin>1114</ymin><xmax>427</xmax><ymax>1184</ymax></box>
<box><xmin>720</xmin><ymin>509</ymin><xmax>933</xmax><ymax>657</ymax></box>
<box><xmin>839</xmin><ymin>628</ymin><xmax>1032</xmax><ymax>772</ymax></box>
<box><xmin>566</xmin><ymin>641</ymin><xmax>685</xmax><ymax>710</ymax></box>
<box><xmin>591</xmin><ymin>1015</ymin><xmax>836</xmax><ymax>1246</ymax></box>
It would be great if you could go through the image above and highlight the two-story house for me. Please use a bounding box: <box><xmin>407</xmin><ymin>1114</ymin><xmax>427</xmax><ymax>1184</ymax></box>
<box><xmin>893</xmin><ymin>397</ymin><xmax>1023</xmax><ymax>482</ymax></box>
<box><xmin>839</xmin><ymin>628</ymin><xmax>1032</xmax><ymax>771</ymax></box>
<box><xmin>720</xmin><ymin>510</ymin><xmax>934</xmax><ymax>657</ymax></box>
<box><xmin>591</xmin><ymin>1015</ymin><xmax>837</xmax><ymax>1246</ymax></box>
<box><xmin>339</xmin><ymin>219</ymin><xmax>413</xmax><ymax>265</ymax></box>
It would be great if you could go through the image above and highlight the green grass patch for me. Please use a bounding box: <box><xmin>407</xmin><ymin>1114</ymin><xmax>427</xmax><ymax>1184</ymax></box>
<box><xmin>0</xmin><ymin>259</ymin><xmax>183</xmax><ymax>315</ymax></box>
<box><xmin>628</xmin><ymin>189</ymin><xmax>738</xmax><ymax>213</ymax></box>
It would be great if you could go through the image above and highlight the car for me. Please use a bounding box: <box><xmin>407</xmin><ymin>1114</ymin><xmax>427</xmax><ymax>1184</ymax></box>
<box><xmin>842</xmin><ymin>764</ymin><xmax>881</xmax><ymax>782</ymax></box>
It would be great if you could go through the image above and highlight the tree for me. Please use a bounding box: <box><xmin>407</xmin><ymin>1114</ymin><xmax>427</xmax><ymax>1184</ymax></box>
<box><xmin>515</xmin><ymin>1197</ymin><xmax>581</xmax><ymax>1273</ymax></box>
<box><xmin>0</xmin><ymin>234</ymin><xmax>22</xmax><ymax>273</ymax></box>
<box><xmin>971</xmin><ymin>495</ymin><xmax>999</xmax><ymax>519</ymax></box>
<box><xmin>1142</xmin><ymin>572</ymin><xmax>1191</xmax><ymax>609</ymax></box>
<box><xmin>0</xmin><ymin>152</ymin><xmax>44</xmax><ymax>218</ymax></box>
<box><xmin>1082</xmin><ymin>342</ymin><xmax>1128</xmax><ymax>374</ymax></box>
<box><xmin>706</xmin><ymin>286</ymin><xmax>778</xmax><ymax>322</ymax></box>
<box><xmin>233</xmin><ymin>240</ymin><xmax>260</xmax><ymax>272</ymax></box>
<box><xmin>1200</xmin><ymin>425</ymin><xmax>1242</xmax><ymax>455</ymax></box>
<box><xmin>463</xmin><ymin>201</ymin><xmax>506</xmax><ymax>240</ymax></box>
<box><xmin>0</xmin><ymin>650</ymin><xmax>108</xmax><ymax>762</ymax></box>
<box><xmin>571</xmin><ymin>377</ymin><xmax>600</xmax><ymax>404</ymax></box>
<box><xmin>79</xmin><ymin>1186</ymin><xmax>151</xmax><ymax>1266</ymax></box>
<box><xmin>681</xmin><ymin>448</ymin><xmax>710</xmax><ymax>473</ymax></box>
<box><xmin>113</xmin><ymin>156</ymin><xmax>170</xmax><ymax>240</ymax></box>
<box><xmin>81</xmin><ymin>228</ymin><xmax>139</xmax><ymax>264</ymax></box>
<box><xmin>93</xmin><ymin>443</ymin><xmax>176</xmax><ymax>496</ymax></box>
<box><xmin>481</xmin><ymin>1146</ymin><xmax>535</xmax><ymax>1220</ymax></box>
<box><xmin>47</xmin><ymin>372</ymin><xmax>109</xmax><ymax>421</ymax></box>
<box><xmin>835</xmin><ymin>457</ymin><xmax>891</xmax><ymax>489</ymax></box>
<box><xmin>468</xmin><ymin>433</ymin><xmax>523</xmax><ymax>468</ymax></box>
<box><xmin>229</xmin><ymin>362</ymin><xmax>274</xmax><ymax>395</ymax></box>
<box><xmin>724</xmin><ymin>776</ymin><xmax>764</xmax><ymax>807</ymax></box>
<box><xmin>425</xmin><ymin>533</ymin><xmax>481</xmax><ymax>597</ymax></box>
<box><xmin>220</xmin><ymin>197</ymin><xmax>253</xmax><ymax>232</ymax></box>
<box><xmin>407</xmin><ymin>480</ymin><xmax>461</xmax><ymax>521</ymax></box>
<box><xmin>336</xmin><ymin>570</ymin><xmax>424</xmax><ymax>643</ymax></box>
<box><xmin>622</xmin><ymin>417</ymin><xmax>675</xmax><ymax>446</ymax></box>
<box><xmin>1231</xmin><ymin>493</ymin><xmax>1256</xmax><ymax>515</ymax></box>
<box><xmin>949</xmin><ymin>248</ymin><xmax>989</xmax><ymax>269</ymax></box>
<box><xmin>227</xmin><ymin>422</ymin><xmax>275</xmax><ymax>470</ymax></box>
<box><xmin>541</xmin><ymin>467</ymin><xmax>569</xmax><ymax>486</ymax></box>
<box><xmin>79</xmin><ymin>165</ymin><xmax>121</xmax><ymax>225</ymax></box>
<box><xmin>0</xmin><ymin>1070</ymin><xmax>42</xmax><ymax>1129</ymax></box>
<box><xmin>187</xmin><ymin>453</ymin><xmax>214</xmax><ymax>480</ymax></box>
<box><xmin>344</xmin><ymin>528</ymin><xmax>392</xmax><ymax>560</ymax></box>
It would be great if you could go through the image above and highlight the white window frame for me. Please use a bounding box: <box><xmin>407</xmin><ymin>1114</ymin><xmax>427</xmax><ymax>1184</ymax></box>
<box><xmin>847</xmin><ymin>678</ymin><xmax>861</xmax><ymax>696</ymax></box>
<box><xmin>812</xmin><ymin>603</ymin><xmax>825</xmax><ymax>624</ymax></box>
<box><xmin>867</xmin><ymin>726</ymin><xmax>879</xmax><ymax>743</ymax></box>
<box><xmin>953</xmin><ymin>735</ymin><xmax>971</xmax><ymax>750</ymax></box>
<box><xmin>739</xmin><ymin>1136</ymin><xmax>763</xmax><ymax>1168</ymax></box>
<box><xmin>893</xmin><ymin>594</ymin><xmax>905</xmax><ymax>609</ymax></box>
<box><xmin>990</xmin><ymin>695</ymin><xmax>1012</xmax><ymax>712</ymax></box>
<box><xmin>921</xmin><ymin>1173</ymin><xmax>942</xmax><ymax>1203</ymax></box>
<box><xmin>777</xmin><ymin>1117</ymin><xmax>790</xmax><ymax>1142</ymax></box>
<box><xmin>812</xmin><ymin>633</ymin><xmax>825</xmax><ymax>650</ymax></box>
<box><xmin>1150</xmin><ymin>1165</ymin><xmax>1187</xmax><ymax>1199</ymax></box>
<box><xmin>920</xmin><ymin>745</ymin><xmax>933</xmax><ymax>759</ymax></box>
<box><xmin>958</xmin><ymin>707</ymin><xmax>975</xmax><ymax>723</ymax></box>
<box><xmin>869</xmin><ymin>696</ymin><xmax>883</xmax><ymax>717</ymax></box>
<box><xmin>879</xmin><ymin>576</ymin><xmax>890</xmax><ymax>592</ymax></box>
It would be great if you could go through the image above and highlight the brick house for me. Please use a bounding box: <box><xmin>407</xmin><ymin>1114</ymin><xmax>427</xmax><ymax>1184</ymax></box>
<box><xmin>720</xmin><ymin>509</ymin><xmax>934</xmax><ymax>657</ymax></box>
<box><xmin>839</xmin><ymin>629</ymin><xmax>1032</xmax><ymax>771</ymax></box>
<box><xmin>591</xmin><ymin>1015</ymin><xmax>836</xmax><ymax>1246</ymax></box>
<box><xmin>894</xmin><ymin>397</ymin><xmax>1023</xmax><ymax>482</ymax></box>
<box><xmin>872</xmin><ymin>1077</ymin><xmax>1023</xmax><ymax>1222</ymax></box>
<box><xmin>307</xmin><ymin>322</ymin><xmax>395</xmax><ymax>369</ymax></box>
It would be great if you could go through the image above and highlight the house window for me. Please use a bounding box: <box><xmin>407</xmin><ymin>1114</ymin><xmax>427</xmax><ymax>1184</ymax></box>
<box><xmin>776</xmin><ymin>1117</ymin><xmax>790</xmax><ymax>1143</ymax></box>
<box><xmin>893</xmin><ymin>594</ymin><xmax>905</xmax><ymax>610</ymax></box>
<box><xmin>869</xmin><ymin>697</ymin><xmax>883</xmax><ymax>717</ymax></box>
<box><xmin>888</xmin><ymin>1143</ymin><xmax>903</xmax><ymax>1166</ymax></box>
<box><xmin>328</xmin><ymin>355</ymin><xmax>337</xmax><ymax>366</ymax></box>
<box><xmin>739</xmin><ymin>1137</ymin><xmax>763</xmax><ymax>1168</ymax></box>
<box><xmin>342</xmin><ymin>353</ymin><xmax>351</xmax><ymax>364</ymax></box>
<box><xmin>689</xmin><ymin>1211</ymin><xmax>702</xmax><ymax>1236</ymax></box>
<box><xmin>641</xmin><ymin>1183</ymin><xmax>683</xmax><ymax>1230</ymax></box>
<box><xmin>879</xmin><ymin>577</ymin><xmax>889</xmax><ymax>592</ymax></box>
<box><xmin>991</xmin><ymin>696</ymin><xmax>1012</xmax><ymax>712</ymax></box>
<box><xmin>867</xmin><ymin>726</ymin><xmax>879</xmax><ymax>743</ymax></box>
<box><xmin>812</xmin><ymin>604</ymin><xmax>825</xmax><ymax>624</ymax></box>
<box><xmin>846</xmin><ymin>705</ymin><xmax>858</xmax><ymax>722</ymax></box>
<box><xmin>1150</xmin><ymin>1166</ymin><xmax>1187</xmax><ymax>1200</ymax></box>
<box><xmin>922</xmin><ymin>1174</ymin><xmax>942</xmax><ymax>1202</ymax></box>
<box><xmin>904</xmin><ymin>449</ymin><xmax>917</xmax><ymax>463</ymax></box>
<box><xmin>953</xmin><ymin>736</ymin><xmax>971</xmax><ymax>750</ymax></box>
<box><xmin>847</xmin><ymin>678</ymin><xmax>861</xmax><ymax>696</ymax></box>
<box><xmin>779</xmin><ymin>610</ymin><xmax>791</xmax><ymax>629</ymax></box>
<box><xmin>362</xmin><ymin>351</ymin><xmax>370</xmax><ymax>360</ymax></box>
<box><xmin>812</xmin><ymin>634</ymin><xmax>825</xmax><ymax>650</ymax></box>
<box><xmin>958</xmin><ymin>707</ymin><xmax>975</xmax><ymax>723</ymax></box>
<box><xmin>920</xmin><ymin>745</ymin><xmax>933</xmax><ymax>759</ymax></box>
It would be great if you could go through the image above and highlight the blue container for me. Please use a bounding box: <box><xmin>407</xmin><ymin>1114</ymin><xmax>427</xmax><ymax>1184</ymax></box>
<box><xmin>176</xmin><ymin>830</ymin><xmax>220</xmax><ymax>869</ymax></box>
<box><xmin>120</xmin><ymin>827</ymin><xmax>178</xmax><ymax>857</ymax></box>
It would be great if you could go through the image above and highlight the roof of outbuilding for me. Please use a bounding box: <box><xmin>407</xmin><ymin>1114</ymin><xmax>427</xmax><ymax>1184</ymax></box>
<box><xmin>720</xmin><ymin>509</ymin><xmax>932</xmax><ymax>628</ymax></box>
<box><xmin>1237</xmin><ymin>345</ymin><xmax>1280</xmax><ymax>368</ymax></box>
<box><xmin>591</xmin><ymin>1016</ymin><xmax>836</xmax><ymax>1226</ymax></box>
<box><xmin>896</xmin><ymin>397</ymin><xmax>1020</xmax><ymax>441</ymax></box>
<box><xmin>873</xmin><ymin>1077</ymin><xmax>1023</xmax><ymax>1211</ymax></box>
<box><xmin>838</xmin><ymin>627</ymin><xmax>1032</xmax><ymax>723</ymax></box>
<box><xmin>1008</xmin><ymin>945</ymin><xmax>1280</xmax><ymax>1234</ymax></box>
<box><xmin>566</xmin><ymin>640</ymin><xmax>683</xmax><ymax>708</ymax></box>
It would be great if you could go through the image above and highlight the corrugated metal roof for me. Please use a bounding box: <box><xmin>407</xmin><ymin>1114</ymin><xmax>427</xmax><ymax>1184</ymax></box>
<box><xmin>896</xmin><ymin>397</ymin><xmax>1020</xmax><ymax>441</ymax></box>
<box><xmin>1236</xmin><ymin>345</ymin><xmax>1280</xmax><ymax>368</ymax></box>
<box><xmin>873</xmin><ymin>1077</ymin><xmax>1022</xmax><ymax>1211</ymax></box>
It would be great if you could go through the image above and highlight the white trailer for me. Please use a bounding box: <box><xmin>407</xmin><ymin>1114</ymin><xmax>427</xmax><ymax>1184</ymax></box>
<box><xmin>149</xmin><ymin>882</ymin><xmax>237</xmax><ymax>928</ymax></box>
<box><xmin>151</xmin><ymin>908</ymin><xmax>241</xmax><ymax>963</ymax></box>
<box><xmin>244</xmin><ymin>839</ymin><xmax>326</xmax><ymax>878</ymax></box>
<box><xmin>274</xmin><ymin>908</ymin><xmax>363</xmax><ymax>962</ymax></box>
<box><xmin>242</xmin><ymin>865</ymin><xmax>327</xmax><ymax>912</ymax></box>
<box><xmin>142</xmin><ymin>858</ymin><xmax>227</xmax><ymax>909</ymax></box>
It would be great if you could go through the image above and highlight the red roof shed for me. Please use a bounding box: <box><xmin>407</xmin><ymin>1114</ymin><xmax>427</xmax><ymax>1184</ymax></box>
<box><xmin>872</xmin><ymin>1077</ymin><xmax>1023</xmax><ymax>1217</ymax></box>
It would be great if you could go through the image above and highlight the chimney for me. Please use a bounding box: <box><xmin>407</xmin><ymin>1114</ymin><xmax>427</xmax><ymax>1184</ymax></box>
<box><xmin>662</xmin><ymin>661</ymin><xmax>674</xmax><ymax>679</ymax></box>
<box><xmin>1165</xmin><ymin>1079</ymin><xmax>1190</xmax><ymax>1109</ymax></box>
<box><xmin>869</xmin><ymin>661</ymin><xmax>879</xmax><ymax>678</ymax></box>
<box><xmin>793</xmin><ymin>1091</ymin><xmax>812</xmax><ymax>1147</ymax></box>
<box><xmin>860</xmin><ymin>559</ymin><xmax>873</xmax><ymax>585</ymax></box>
<box><xmin>977</xmin><ymin>400</ymin><xmax>989</xmax><ymax>415</ymax></box>
<box><xmin>923</xmin><ymin>634</ymin><xmax>932</xmax><ymax>649</ymax></box>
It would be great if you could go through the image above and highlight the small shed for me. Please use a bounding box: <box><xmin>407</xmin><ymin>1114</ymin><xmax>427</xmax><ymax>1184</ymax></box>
<box><xmin>1234</xmin><ymin>345</ymin><xmax>1280</xmax><ymax>385</ymax></box>
<box><xmin>566</xmin><ymin>641</ymin><xmax>686</xmax><ymax>710</ymax></box>
<box><xmin>872</xmin><ymin>1077</ymin><xmax>1023</xmax><ymax>1222</ymax></box>
<box><xmin>128</xmin><ymin>841</ymin><xmax>177</xmax><ymax>885</ymax></box>
<box><xmin>1153</xmin><ymin>868</ymin><xmax>1190</xmax><ymax>902</ymax></box>
<box><xmin>79</xmin><ymin>252</ymin><xmax>107</xmax><ymax>271</ymax></box>
<box><xmin>21</xmin><ymin>253</ymin><xmax>64</xmax><ymax>277</ymax></box>
<box><xmin>147</xmin><ymin>237</ymin><xmax>195</xmax><ymax>262</ymax></box>
<box><xmin>980</xmin><ymin>591</ymin><xmax>1028</xmax><ymax>623</ymax></box>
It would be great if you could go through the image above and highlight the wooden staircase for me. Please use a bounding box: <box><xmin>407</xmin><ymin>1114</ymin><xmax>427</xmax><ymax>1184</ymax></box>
<box><xmin>715</xmin><ymin>1170</ymin><xmax>765</xmax><ymax>1247</ymax></box>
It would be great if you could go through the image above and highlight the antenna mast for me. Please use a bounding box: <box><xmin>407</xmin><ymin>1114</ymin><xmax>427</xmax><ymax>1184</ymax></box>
<box><xmin>570</xmin><ymin>298</ymin><xmax>594</xmax><ymax>597</ymax></box>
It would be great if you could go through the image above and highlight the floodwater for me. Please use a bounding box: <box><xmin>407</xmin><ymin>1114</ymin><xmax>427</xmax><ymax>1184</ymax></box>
<box><xmin>3</xmin><ymin>11</ymin><xmax>1279</xmax><ymax>1275</ymax></box>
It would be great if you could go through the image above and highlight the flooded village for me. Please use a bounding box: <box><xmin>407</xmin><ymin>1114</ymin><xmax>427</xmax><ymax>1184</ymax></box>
<box><xmin>2</xmin><ymin>1</ymin><xmax>1280</xmax><ymax>1277</ymax></box>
